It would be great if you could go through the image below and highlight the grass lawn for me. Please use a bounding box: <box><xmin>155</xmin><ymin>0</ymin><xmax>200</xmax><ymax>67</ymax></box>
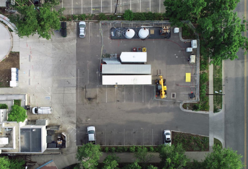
<box><xmin>14</xmin><ymin>100</ymin><xmax>21</xmax><ymax>106</ymax></box>
<box><xmin>172</xmin><ymin>131</ymin><xmax>209</xmax><ymax>151</ymax></box>
<box><xmin>213</xmin><ymin>62</ymin><xmax>222</xmax><ymax>112</ymax></box>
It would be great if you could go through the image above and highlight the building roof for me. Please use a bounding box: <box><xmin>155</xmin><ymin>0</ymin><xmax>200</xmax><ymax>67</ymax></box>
<box><xmin>0</xmin><ymin>109</ymin><xmax>7</xmax><ymax>123</ymax></box>
<box><xmin>21</xmin><ymin>128</ymin><xmax>41</xmax><ymax>152</ymax></box>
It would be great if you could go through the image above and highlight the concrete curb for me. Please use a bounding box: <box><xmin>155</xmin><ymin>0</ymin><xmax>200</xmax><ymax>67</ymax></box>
<box><xmin>0</xmin><ymin>14</ymin><xmax>17</xmax><ymax>32</ymax></box>
<box><xmin>179</xmin><ymin>102</ymin><xmax>209</xmax><ymax>114</ymax></box>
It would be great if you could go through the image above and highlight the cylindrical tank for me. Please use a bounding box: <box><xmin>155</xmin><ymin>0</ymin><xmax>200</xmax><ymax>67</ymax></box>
<box><xmin>138</xmin><ymin>28</ymin><xmax>149</xmax><ymax>39</ymax></box>
<box><xmin>124</xmin><ymin>29</ymin><xmax>135</xmax><ymax>39</ymax></box>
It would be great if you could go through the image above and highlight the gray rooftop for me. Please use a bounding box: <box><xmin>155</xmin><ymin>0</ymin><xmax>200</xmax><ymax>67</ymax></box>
<box><xmin>102</xmin><ymin>64</ymin><xmax>151</xmax><ymax>75</ymax></box>
<box><xmin>21</xmin><ymin>128</ymin><xmax>41</xmax><ymax>152</ymax></box>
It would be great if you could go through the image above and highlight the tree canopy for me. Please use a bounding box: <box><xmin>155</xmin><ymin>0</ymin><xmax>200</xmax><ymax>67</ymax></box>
<box><xmin>163</xmin><ymin>0</ymin><xmax>246</xmax><ymax>65</ymax></box>
<box><xmin>102</xmin><ymin>155</ymin><xmax>119</xmax><ymax>169</ymax></box>
<box><xmin>203</xmin><ymin>145</ymin><xmax>243</xmax><ymax>169</ymax></box>
<box><xmin>8</xmin><ymin>105</ymin><xmax>27</xmax><ymax>122</ymax></box>
<box><xmin>158</xmin><ymin>144</ymin><xmax>189</xmax><ymax>169</ymax></box>
<box><xmin>0</xmin><ymin>157</ymin><xmax>10</xmax><ymax>169</ymax></box>
<box><xmin>10</xmin><ymin>0</ymin><xmax>63</xmax><ymax>39</ymax></box>
<box><xmin>0</xmin><ymin>157</ymin><xmax>25</xmax><ymax>169</ymax></box>
<box><xmin>76</xmin><ymin>143</ymin><xmax>102</xmax><ymax>169</ymax></box>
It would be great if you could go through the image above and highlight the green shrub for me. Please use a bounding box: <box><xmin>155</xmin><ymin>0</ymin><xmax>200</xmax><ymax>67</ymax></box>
<box><xmin>201</xmin><ymin>102</ymin><xmax>209</xmax><ymax>111</ymax></box>
<box><xmin>214</xmin><ymin>106</ymin><xmax>220</xmax><ymax>113</ymax></box>
<box><xmin>192</xmin><ymin>104</ymin><xmax>201</xmax><ymax>111</ymax></box>
<box><xmin>123</xmin><ymin>9</ymin><xmax>134</xmax><ymax>21</ymax></box>
<box><xmin>111</xmin><ymin>147</ymin><xmax>116</xmax><ymax>153</ymax></box>
<box><xmin>145</xmin><ymin>12</ymin><xmax>154</xmax><ymax>20</ymax></box>
<box><xmin>0</xmin><ymin>104</ymin><xmax>8</xmax><ymax>109</ymax></box>
<box><xmin>123</xmin><ymin>147</ymin><xmax>128</xmax><ymax>152</ymax></box>
<box><xmin>60</xmin><ymin>16</ymin><xmax>66</xmax><ymax>21</ymax></box>
<box><xmin>130</xmin><ymin>146</ymin><xmax>136</xmax><ymax>152</ymax></box>
<box><xmin>116</xmin><ymin>147</ymin><xmax>123</xmax><ymax>152</ymax></box>
<box><xmin>105</xmin><ymin>147</ymin><xmax>109</xmax><ymax>152</ymax></box>
<box><xmin>149</xmin><ymin>147</ymin><xmax>154</xmax><ymax>152</ymax></box>
<box><xmin>154</xmin><ymin>147</ymin><xmax>159</xmax><ymax>152</ymax></box>
<box><xmin>14</xmin><ymin>100</ymin><xmax>21</xmax><ymax>106</ymax></box>
<box><xmin>109</xmin><ymin>15</ymin><xmax>117</xmax><ymax>20</ymax></box>
<box><xmin>79</xmin><ymin>14</ymin><xmax>86</xmax><ymax>20</ymax></box>
<box><xmin>133</xmin><ymin>13</ymin><xmax>146</xmax><ymax>20</ymax></box>
<box><xmin>200</xmin><ymin>73</ymin><xmax>208</xmax><ymax>84</ymax></box>
<box><xmin>136</xmin><ymin>146</ymin><xmax>143</xmax><ymax>152</ymax></box>
<box><xmin>98</xmin><ymin>13</ymin><xmax>107</xmax><ymax>20</ymax></box>
<box><xmin>73</xmin><ymin>15</ymin><xmax>78</xmax><ymax>20</ymax></box>
<box><xmin>8</xmin><ymin>105</ymin><xmax>27</xmax><ymax>122</ymax></box>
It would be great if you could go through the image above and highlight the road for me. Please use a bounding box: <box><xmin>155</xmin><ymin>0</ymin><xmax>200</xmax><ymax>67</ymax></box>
<box><xmin>225</xmin><ymin>0</ymin><xmax>248</xmax><ymax>168</ymax></box>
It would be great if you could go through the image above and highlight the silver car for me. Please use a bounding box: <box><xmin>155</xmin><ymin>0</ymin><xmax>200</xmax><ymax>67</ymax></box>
<box><xmin>164</xmin><ymin>130</ymin><xmax>172</xmax><ymax>146</ymax></box>
<box><xmin>79</xmin><ymin>21</ymin><xmax>86</xmax><ymax>38</ymax></box>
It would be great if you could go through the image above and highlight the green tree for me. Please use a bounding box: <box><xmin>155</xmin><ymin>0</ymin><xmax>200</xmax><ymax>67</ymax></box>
<box><xmin>102</xmin><ymin>154</ymin><xmax>119</xmax><ymax>169</ymax></box>
<box><xmin>163</xmin><ymin>0</ymin><xmax>206</xmax><ymax>26</ymax></box>
<box><xmin>158</xmin><ymin>144</ymin><xmax>189</xmax><ymax>169</ymax></box>
<box><xmin>147</xmin><ymin>165</ymin><xmax>158</xmax><ymax>169</ymax></box>
<box><xmin>123</xmin><ymin>9</ymin><xmax>134</xmax><ymax>21</ymax></box>
<box><xmin>10</xmin><ymin>0</ymin><xmax>63</xmax><ymax>39</ymax></box>
<box><xmin>8</xmin><ymin>105</ymin><xmax>27</xmax><ymax>122</ymax></box>
<box><xmin>123</xmin><ymin>162</ymin><xmax>141</xmax><ymax>169</ymax></box>
<box><xmin>203</xmin><ymin>145</ymin><xmax>243</xmax><ymax>169</ymax></box>
<box><xmin>0</xmin><ymin>157</ymin><xmax>10</xmax><ymax>169</ymax></box>
<box><xmin>134</xmin><ymin>147</ymin><xmax>153</xmax><ymax>168</ymax></box>
<box><xmin>197</xmin><ymin>10</ymin><xmax>247</xmax><ymax>65</ymax></box>
<box><xmin>76</xmin><ymin>143</ymin><xmax>102</xmax><ymax>169</ymax></box>
<box><xmin>9</xmin><ymin>159</ymin><xmax>25</xmax><ymax>169</ymax></box>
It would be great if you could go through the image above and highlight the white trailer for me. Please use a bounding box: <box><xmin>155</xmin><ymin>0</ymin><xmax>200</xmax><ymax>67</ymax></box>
<box><xmin>102</xmin><ymin>64</ymin><xmax>151</xmax><ymax>74</ymax></box>
<box><xmin>120</xmin><ymin>52</ymin><xmax>147</xmax><ymax>63</ymax></box>
<box><xmin>102</xmin><ymin>75</ymin><xmax>152</xmax><ymax>85</ymax></box>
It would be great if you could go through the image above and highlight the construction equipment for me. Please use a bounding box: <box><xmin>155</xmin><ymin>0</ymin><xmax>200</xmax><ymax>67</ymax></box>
<box><xmin>155</xmin><ymin>76</ymin><xmax>167</xmax><ymax>99</ymax></box>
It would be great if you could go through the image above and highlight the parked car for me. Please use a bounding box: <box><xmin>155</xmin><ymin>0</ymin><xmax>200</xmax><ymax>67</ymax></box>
<box><xmin>87</xmin><ymin>126</ymin><xmax>96</xmax><ymax>144</ymax></box>
<box><xmin>163</xmin><ymin>130</ymin><xmax>171</xmax><ymax>146</ymax></box>
<box><xmin>61</xmin><ymin>22</ymin><xmax>67</xmax><ymax>37</ymax></box>
<box><xmin>79</xmin><ymin>21</ymin><xmax>86</xmax><ymax>38</ymax></box>
<box><xmin>32</xmin><ymin>107</ymin><xmax>52</xmax><ymax>114</ymax></box>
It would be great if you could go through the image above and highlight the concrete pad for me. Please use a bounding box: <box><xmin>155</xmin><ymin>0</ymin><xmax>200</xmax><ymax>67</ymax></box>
<box><xmin>131</xmin><ymin>0</ymin><xmax>140</xmax><ymax>12</ymax></box>
<box><xmin>73</xmin><ymin>0</ymin><xmax>82</xmax><ymax>14</ymax></box>
<box><xmin>82</xmin><ymin>0</ymin><xmax>92</xmax><ymax>14</ymax></box>
<box><xmin>63</xmin><ymin>0</ymin><xmax>73</xmax><ymax>15</ymax></box>
<box><xmin>151</xmin><ymin>0</ymin><xmax>159</xmax><ymax>13</ymax></box>
<box><xmin>141</xmin><ymin>0</ymin><xmax>150</xmax><ymax>12</ymax></box>
<box><xmin>0</xmin><ymin>23</ymin><xmax>12</xmax><ymax>61</ymax></box>
<box><xmin>92</xmin><ymin>0</ymin><xmax>101</xmax><ymax>14</ymax></box>
<box><xmin>102</xmin><ymin>0</ymin><xmax>111</xmax><ymax>13</ymax></box>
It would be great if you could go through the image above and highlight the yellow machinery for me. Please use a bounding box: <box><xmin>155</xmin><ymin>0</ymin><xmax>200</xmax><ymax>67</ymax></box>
<box><xmin>155</xmin><ymin>76</ymin><xmax>167</xmax><ymax>99</ymax></box>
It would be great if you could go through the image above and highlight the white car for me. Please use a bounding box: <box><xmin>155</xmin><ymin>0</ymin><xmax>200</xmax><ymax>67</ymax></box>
<box><xmin>32</xmin><ymin>107</ymin><xmax>52</xmax><ymax>114</ymax></box>
<box><xmin>87</xmin><ymin>126</ymin><xmax>96</xmax><ymax>144</ymax></box>
<box><xmin>79</xmin><ymin>21</ymin><xmax>86</xmax><ymax>38</ymax></box>
<box><xmin>164</xmin><ymin>130</ymin><xmax>171</xmax><ymax>146</ymax></box>
<box><xmin>191</xmin><ymin>40</ymin><xmax>197</xmax><ymax>49</ymax></box>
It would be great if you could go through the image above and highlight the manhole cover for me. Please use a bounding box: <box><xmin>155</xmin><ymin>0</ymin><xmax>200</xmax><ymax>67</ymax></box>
<box><xmin>171</xmin><ymin>93</ymin><xmax>176</xmax><ymax>99</ymax></box>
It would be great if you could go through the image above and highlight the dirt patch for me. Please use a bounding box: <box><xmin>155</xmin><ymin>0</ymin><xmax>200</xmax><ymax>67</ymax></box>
<box><xmin>172</xmin><ymin>131</ymin><xmax>209</xmax><ymax>151</ymax></box>
<box><xmin>0</xmin><ymin>52</ymin><xmax>19</xmax><ymax>87</ymax></box>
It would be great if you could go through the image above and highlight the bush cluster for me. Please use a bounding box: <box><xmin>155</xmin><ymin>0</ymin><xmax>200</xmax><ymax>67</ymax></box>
<box><xmin>103</xmin><ymin>146</ymin><xmax>159</xmax><ymax>153</ymax></box>
<box><xmin>0</xmin><ymin>104</ymin><xmax>8</xmax><ymax>109</ymax></box>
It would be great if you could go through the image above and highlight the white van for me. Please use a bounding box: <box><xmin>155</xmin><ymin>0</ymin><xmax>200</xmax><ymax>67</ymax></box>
<box><xmin>191</xmin><ymin>40</ymin><xmax>197</xmax><ymax>48</ymax></box>
<box><xmin>32</xmin><ymin>107</ymin><xmax>52</xmax><ymax>114</ymax></box>
<box><xmin>186</xmin><ymin>47</ymin><xmax>193</xmax><ymax>52</ymax></box>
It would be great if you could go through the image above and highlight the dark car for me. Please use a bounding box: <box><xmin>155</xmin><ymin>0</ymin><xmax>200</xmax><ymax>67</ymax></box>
<box><xmin>60</xmin><ymin>22</ymin><xmax>67</xmax><ymax>37</ymax></box>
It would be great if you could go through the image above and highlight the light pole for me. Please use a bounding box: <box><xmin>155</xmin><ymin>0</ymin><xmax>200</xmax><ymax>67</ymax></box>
<box><xmin>114</xmin><ymin>0</ymin><xmax>119</xmax><ymax>15</ymax></box>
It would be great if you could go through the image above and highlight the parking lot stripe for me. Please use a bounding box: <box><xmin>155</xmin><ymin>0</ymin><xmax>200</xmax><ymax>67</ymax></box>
<box><xmin>133</xmin><ymin>85</ymin><xmax>134</xmax><ymax>102</ymax></box>
<box><xmin>72</xmin><ymin>0</ymin><xmax>73</xmax><ymax>14</ymax></box>
<box><xmin>81</xmin><ymin>0</ymin><xmax>83</xmax><ymax>13</ymax></box>
<box><xmin>101</xmin><ymin>0</ymin><xmax>102</xmax><ymax>12</ymax></box>
<box><xmin>159</xmin><ymin>0</ymin><xmax>161</xmax><ymax>13</ymax></box>
<box><xmin>130</xmin><ymin>0</ymin><xmax>131</xmax><ymax>10</ymax></box>
<box><xmin>111</xmin><ymin>0</ymin><xmax>112</xmax><ymax>13</ymax></box>
<box><xmin>106</xmin><ymin>85</ymin><xmax>107</xmax><ymax>103</ymax></box>
<box><xmin>91</xmin><ymin>0</ymin><xmax>92</xmax><ymax>14</ymax></box>
<box><xmin>149</xmin><ymin>0</ymin><xmax>151</xmax><ymax>11</ymax></box>
<box><xmin>140</xmin><ymin>0</ymin><xmax>141</xmax><ymax>12</ymax></box>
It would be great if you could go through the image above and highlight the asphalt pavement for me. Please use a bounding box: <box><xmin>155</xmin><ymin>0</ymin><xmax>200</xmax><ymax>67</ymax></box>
<box><xmin>225</xmin><ymin>0</ymin><xmax>248</xmax><ymax>168</ymax></box>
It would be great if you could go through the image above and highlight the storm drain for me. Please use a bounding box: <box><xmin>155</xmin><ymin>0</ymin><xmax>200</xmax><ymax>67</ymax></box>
<box><xmin>171</xmin><ymin>93</ymin><xmax>176</xmax><ymax>99</ymax></box>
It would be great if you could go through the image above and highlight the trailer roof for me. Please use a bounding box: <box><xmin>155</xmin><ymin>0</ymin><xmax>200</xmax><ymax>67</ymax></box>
<box><xmin>120</xmin><ymin>52</ymin><xmax>147</xmax><ymax>63</ymax></box>
<box><xmin>102</xmin><ymin>64</ymin><xmax>151</xmax><ymax>74</ymax></box>
<box><xmin>102</xmin><ymin>75</ymin><xmax>152</xmax><ymax>85</ymax></box>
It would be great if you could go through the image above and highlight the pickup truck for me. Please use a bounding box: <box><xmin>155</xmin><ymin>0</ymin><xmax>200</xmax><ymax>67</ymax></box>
<box><xmin>87</xmin><ymin>126</ymin><xmax>96</xmax><ymax>144</ymax></box>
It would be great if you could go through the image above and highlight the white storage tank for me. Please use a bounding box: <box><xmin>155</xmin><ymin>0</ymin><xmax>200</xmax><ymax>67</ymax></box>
<box><xmin>138</xmin><ymin>28</ymin><xmax>149</xmax><ymax>39</ymax></box>
<box><xmin>124</xmin><ymin>29</ymin><xmax>135</xmax><ymax>39</ymax></box>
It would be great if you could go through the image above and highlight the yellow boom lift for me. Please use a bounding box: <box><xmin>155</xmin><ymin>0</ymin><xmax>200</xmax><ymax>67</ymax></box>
<box><xmin>155</xmin><ymin>76</ymin><xmax>167</xmax><ymax>99</ymax></box>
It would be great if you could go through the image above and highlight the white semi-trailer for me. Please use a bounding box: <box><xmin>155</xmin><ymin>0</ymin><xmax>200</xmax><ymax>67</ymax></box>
<box><xmin>102</xmin><ymin>64</ymin><xmax>151</xmax><ymax>75</ymax></box>
<box><xmin>102</xmin><ymin>75</ymin><xmax>152</xmax><ymax>85</ymax></box>
<box><xmin>120</xmin><ymin>52</ymin><xmax>147</xmax><ymax>63</ymax></box>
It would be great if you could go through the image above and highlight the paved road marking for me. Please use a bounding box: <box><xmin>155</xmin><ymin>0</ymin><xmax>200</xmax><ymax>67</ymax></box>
<box><xmin>81</xmin><ymin>0</ymin><xmax>83</xmax><ymax>13</ymax></box>
<box><xmin>245</xmin><ymin>0</ymin><xmax>247</xmax><ymax>167</ymax></box>
<box><xmin>91</xmin><ymin>0</ymin><xmax>92</xmax><ymax>14</ymax></box>
<box><xmin>159</xmin><ymin>0</ymin><xmax>161</xmax><ymax>13</ymax></box>
<box><xmin>101</xmin><ymin>0</ymin><xmax>102</xmax><ymax>12</ymax></box>
<box><xmin>72</xmin><ymin>0</ymin><xmax>73</xmax><ymax>14</ymax></box>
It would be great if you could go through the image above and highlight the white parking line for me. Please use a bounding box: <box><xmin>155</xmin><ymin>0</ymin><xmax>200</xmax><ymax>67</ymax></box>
<box><xmin>81</xmin><ymin>0</ymin><xmax>83</xmax><ymax>13</ymax></box>
<box><xmin>111</xmin><ymin>0</ymin><xmax>112</xmax><ymax>13</ymax></box>
<box><xmin>130</xmin><ymin>0</ymin><xmax>131</xmax><ymax>10</ymax></box>
<box><xmin>91</xmin><ymin>0</ymin><xmax>92</xmax><ymax>14</ymax></box>
<box><xmin>149</xmin><ymin>0</ymin><xmax>151</xmax><ymax>11</ymax></box>
<box><xmin>106</xmin><ymin>85</ymin><xmax>107</xmax><ymax>103</ymax></box>
<box><xmin>101</xmin><ymin>0</ymin><xmax>102</xmax><ymax>12</ymax></box>
<box><xmin>72</xmin><ymin>0</ymin><xmax>73</xmax><ymax>14</ymax></box>
<box><xmin>159</xmin><ymin>0</ymin><xmax>161</xmax><ymax>13</ymax></box>
<box><xmin>133</xmin><ymin>85</ymin><xmax>134</xmax><ymax>102</ymax></box>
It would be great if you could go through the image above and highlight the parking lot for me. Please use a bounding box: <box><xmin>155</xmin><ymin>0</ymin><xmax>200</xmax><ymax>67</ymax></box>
<box><xmin>55</xmin><ymin>0</ymin><xmax>166</xmax><ymax>15</ymax></box>
<box><xmin>76</xmin><ymin>21</ymin><xmax>206</xmax><ymax>146</ymax></box>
